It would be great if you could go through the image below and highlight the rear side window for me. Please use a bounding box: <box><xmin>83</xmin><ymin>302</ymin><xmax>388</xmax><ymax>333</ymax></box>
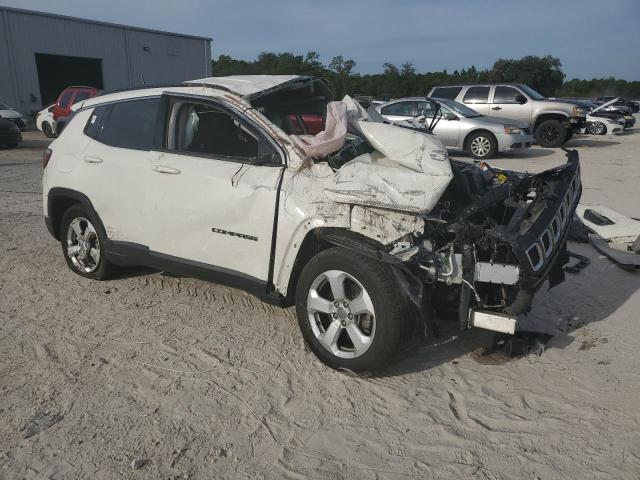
<box><xmin>58</xmin><ymin>91</ymin><xmax>73</xmax><ymax>108</ymax></box>
<box><xmin>493</xmin><ymin>86</ymin><xmax>522</xmax><ymax>104</ymax></box>
<box><xmin>88</xmin><ymin>98</ymin><xmax>160</xmax><ymax>150</ymax></box>
<box><xmin>381</xmin><ymin>101</ymin><xmax>415</xmax><ymax>116</ymax></box>
<box><xmin>462</xmin><ymin>86</ymin><xmax>490</xmax><ymax>104</ymax></box>
<box><xmin>430</xmin><ymin>87</ymin><xmax>462</xmax><ymax>100</ymax></box>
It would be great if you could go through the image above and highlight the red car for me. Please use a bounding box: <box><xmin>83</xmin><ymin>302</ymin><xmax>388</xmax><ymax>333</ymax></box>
<box><xmin>52</xmin><ymin>86</ymin><xmax>100</xmax><ymax>121</ymax></box>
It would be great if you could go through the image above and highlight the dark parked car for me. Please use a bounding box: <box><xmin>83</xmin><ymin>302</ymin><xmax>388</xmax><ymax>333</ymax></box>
<box><xmin>595</xmin><ymin>96</ymin><xmax>639</xmax><ymax>113</ymax></box>
<box><xmin>0</xmin><ymin>118</ymin><xmax>22</xmax><ymax>148</ymax></box>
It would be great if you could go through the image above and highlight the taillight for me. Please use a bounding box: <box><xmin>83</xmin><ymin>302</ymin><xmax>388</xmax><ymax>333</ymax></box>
<box><xmin>43</xmin><ymin>148</ymin><xmax>52</xmax><ymax>169</ymax></box>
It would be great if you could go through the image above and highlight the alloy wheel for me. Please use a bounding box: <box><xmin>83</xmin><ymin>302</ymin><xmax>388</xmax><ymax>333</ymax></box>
<box><xmin>470</xmin><ymin>136</ymin><xmax>491</xmax><ymax>157</ymax></box>
<box><xmin>66</xmin><ymin>217</ymin><xmax>101</xmax><ymax>273</ymax></box>
<box><xmin>306</xmin><ymin>270</ymin><xmax>376</xmax><ymax>359</ymax></box>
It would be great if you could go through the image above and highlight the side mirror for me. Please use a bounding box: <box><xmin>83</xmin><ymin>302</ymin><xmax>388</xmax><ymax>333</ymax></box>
<box><xmin>445</xmin><ymin>112</ymin><xmax>458</xmax><ymax>121</ymax></box>
<box><xmin>516</xmin><ymin>94</ymin><xmax>527</xmax><ymax>104</ymax></box>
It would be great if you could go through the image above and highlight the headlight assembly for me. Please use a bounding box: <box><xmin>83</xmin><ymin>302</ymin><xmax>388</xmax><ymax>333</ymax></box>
<box><xmin>504</xmin><ymin>125</ymin><xmax>524</xmax><ymax>135</ymax></box>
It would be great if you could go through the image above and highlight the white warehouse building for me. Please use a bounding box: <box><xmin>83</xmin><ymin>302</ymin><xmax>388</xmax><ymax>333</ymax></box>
<box><xmin>0</xmin><ymin>6</ymin><xmax>212</xmax><ymax>116</ymax></box>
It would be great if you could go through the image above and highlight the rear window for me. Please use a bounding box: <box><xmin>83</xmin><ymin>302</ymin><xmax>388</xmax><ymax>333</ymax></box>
<box><xmin>462</xmin><ymin>86</ymin><xmax>490</xmax><ymax>104</ymax></box>
<box><xmin>73</xmin><ymin>91</ymin><xmax>92</xmax><ymax>105</ymax></box>
<box><xmin>430</xmin><ymin>87</ymin><xmax>462</xmax><ymax>100</ymax></box>
<box><xmin>85</xmin><ymin>98</ymin><xmax>160</xmax><ymax>150</ymax></box>
<box><xmin>58</xmin><ymin>91</ymin><xmax>73</xmax><ymax>108</ymax></box>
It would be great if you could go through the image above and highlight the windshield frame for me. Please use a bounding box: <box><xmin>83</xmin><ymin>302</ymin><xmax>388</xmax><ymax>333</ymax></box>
<box><xmin>518</xmin><ymin>85</ymin><xmax>546</xmax><ymax>100</ymax></box>
<box><xmin>434</xmin><ymin>98</ymin><xmax>482</xmax><ymax>118</ymax></box>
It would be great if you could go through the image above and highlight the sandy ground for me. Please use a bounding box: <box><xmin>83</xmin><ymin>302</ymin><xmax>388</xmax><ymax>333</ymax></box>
<box><xmin>1</xmin><ymin>125</ymin><xmax>640</xmax><ymax>480</ymax></box>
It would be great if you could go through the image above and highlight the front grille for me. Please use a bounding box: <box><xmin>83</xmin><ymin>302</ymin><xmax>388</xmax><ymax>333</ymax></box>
<box><xmin>524</xmin><ymin>164</ymin><xmax>581</xmax><ymax>272</ymax></box>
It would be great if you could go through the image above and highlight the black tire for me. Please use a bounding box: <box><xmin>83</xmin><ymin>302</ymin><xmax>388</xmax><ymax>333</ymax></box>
<box><xmin>42</xmin><ymin>122</ymin><xmax>56</xmax><ymax>138</ymax></box>
<box><xmin>466</xmin><ymin>131</ymin><xmax>498</xmax><ymax>159</ymax></box>
<box><xmin>60</xmin><ymin>205</ymin><xmax>116</xmax><ymax>280</ymax></box>
<box><xmin>535</xmin><ymin>119</ymin><xmax>568</xmax><ymax>147</ymax></box>
<box><xmin>295</xmin><ymin>246</ymin><xmax>409</xmax><ymax>374</ymax></box>
<box><xmin>564</xmin><ymin>129</ymin><xmax>574</xmax><ymax>142</ymax></box>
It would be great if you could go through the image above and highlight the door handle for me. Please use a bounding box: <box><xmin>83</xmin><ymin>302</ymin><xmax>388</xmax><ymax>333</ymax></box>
<box><xmin>83</xmin><ymin>156</ymin><xmax>103</xmax><ymax>164</ymax></box>
<box><xmin>152</xmin><ymin>165</ymin><xmax>181</xmax><ymax>175</ymax></box>
<box><xmin>492</xmin><ymin>106</ymin><xmax>502</xmax><ymax>111</ymax></box>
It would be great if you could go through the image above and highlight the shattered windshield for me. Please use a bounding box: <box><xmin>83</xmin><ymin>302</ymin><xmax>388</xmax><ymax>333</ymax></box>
<box><xmin>436</xmin><ymin>99</ymin><xmax>482</xmax><ymax>118</ymax></box>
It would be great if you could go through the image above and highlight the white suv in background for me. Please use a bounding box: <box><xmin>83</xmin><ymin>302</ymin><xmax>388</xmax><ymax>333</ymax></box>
<box><xmin>43</xmin><ymin>76</ymin><xmax>581</xmax><ymax>373</ymax></box>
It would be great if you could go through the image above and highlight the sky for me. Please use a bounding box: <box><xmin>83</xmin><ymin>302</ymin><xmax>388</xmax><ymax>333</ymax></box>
<box><xmin>2</xmin><ymin>0</ymin><xmax>640</xmax><ymax>80</ymax></box>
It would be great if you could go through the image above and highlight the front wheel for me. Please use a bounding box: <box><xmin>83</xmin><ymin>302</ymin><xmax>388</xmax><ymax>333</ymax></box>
<box><xmin>60</xmin><ymin>206</ymin><xmax>116</xmax><ymax>280</ymax></box>
<box><xmin>295</xmin><ymin>247</ymin><xmax>408</xmax><ymax>374</ymax></box>
<box><xmin>587</xmin><ymin>122</ymin><xmax>606</xmax><ymax>135</ymax></box>
<box><xmin>42</xmin><ymin>122</ymin><xmax>56</xmax><ymax>138</ymax></box>
<box><xmin>535</xmin><ymin>119</ymin><xmax>568</xmax><ymax>147</ymax></box>
<box><xmin>467</xmin><ymin>131</ymin><xmax>497</xmax><ymax>159</ymax></box>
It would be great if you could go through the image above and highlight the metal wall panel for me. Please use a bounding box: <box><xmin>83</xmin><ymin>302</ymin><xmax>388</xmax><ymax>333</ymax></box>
<box><xmin>1</xmin><ymin>7</ymin><xmax>211</xmax><ymax>114</ymax></box>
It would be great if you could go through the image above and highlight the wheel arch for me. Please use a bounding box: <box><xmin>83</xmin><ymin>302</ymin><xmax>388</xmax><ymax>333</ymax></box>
<box><xmin>283</xmin><ymin>227</ymin><xmax>387</xmax><ymax>305</ymax></box>
<box><xmin>533</xmin><ymin>113</ymin><xmax>568</xmax><ymax>132</ymax></box>
<box><xmin>47</xmin><ymin>188</ymin><xmax>105</xmax><ymax>241</ymax></box>
<box><xmin>463</xmin><ymin>128</ymin><xmax>497</xmax><ymax>151</ymax></box>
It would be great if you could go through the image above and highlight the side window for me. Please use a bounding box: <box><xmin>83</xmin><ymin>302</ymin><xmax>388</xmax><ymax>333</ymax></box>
<box><xmin>416</xmin><ymin>101</ymin><xmax>437</xmax><ymax>117</ymax></box>
<box><xmin>58</xmin><ymin>91</ymin><xmax>73</xmax><ymax>108</ymax></box>
<box><xmin>72</xmin><ymin>91</ymin><xmax>91</xmax><ymax>105</ymax></box>
<box><xmin>430</xmin><ymin>87</ymin><xmax>462</xmax><ymax>100</ymax></box>
<box><xmin>169</xmin><ymin>101</ymin><xmax>261</xmax><ymax>161</ymax></box>
<box><xmin>493</xmin><ymin>86</ymin><xmax>523</xmax><ymax>104</ymax></box>
<box><xmin>381</xmin><ymin>101</ymin><xmax>415</xmax><ymax>116</ymax></box>
<box><xmin>84</xmin><ymin>105</ymin><xmax>109</xmax><ymax>140</ymax></box>
<box><xmin>91</xmin><ymin>98</ymin><xmax>160</xmax><ymax>150</ymax></box>
<box><xmin>462</xmin><ymin>86</ymin><xmax>490</xmax><ymax>104</ymax></box>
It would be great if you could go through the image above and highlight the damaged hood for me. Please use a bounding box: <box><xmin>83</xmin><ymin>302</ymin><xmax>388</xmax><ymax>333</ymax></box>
<box><xmin>324</xmin><ymin>96</ymin><xmax>453</xmax><ymax>214</ymax></box>
<box><xmin>186</xmin><ymin>75</ymin><xmax>306</xmax><ymax>98</ymax></box>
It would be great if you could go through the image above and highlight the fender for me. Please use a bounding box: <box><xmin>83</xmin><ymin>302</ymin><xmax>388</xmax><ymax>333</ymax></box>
<box><xmin>46</xmin><ymin>187</ymin><xmax>105</xmax><ymax>241</ymax></box>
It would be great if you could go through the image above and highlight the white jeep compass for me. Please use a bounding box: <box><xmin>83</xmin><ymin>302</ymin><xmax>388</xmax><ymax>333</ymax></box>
<box><xmin>43</xmin><ymin>75</ymin><xmax>582</xmax><ymax>373</ymax></box>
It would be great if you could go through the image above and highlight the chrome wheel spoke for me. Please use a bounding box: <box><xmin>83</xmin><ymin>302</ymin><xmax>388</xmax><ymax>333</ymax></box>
<box><xmin>71</xmin><ymin>221</ymin><xmax>83</xmax><ymax>238</ymax></box>
<box><xmin>349</xmin><ymin>291</ymin><xmax>374</xmax><ymax>316</ymax></box>
<box><xmin>89</xmin><ymin>247</ymin><xmax>100</xmax><ymax>264</ymax></box>
<box><xmin>318</xmin><ymin>320</ymin><xmax>342</xmax><ymax>353</ymax></box>
<box><xmin>346</xmin><ymin>323</ymin><xmax>371</xmax><ymax>353</ymax></box>
<box><xmin>325</xmin><ymin>270</ymin><xmax>346</xmax><ymax>301</ymax></box>
<box><xmin>67</xmin><ymin>245</ymin><xmax>80</xmax><ymax>257</ymax></box>
<box><xmin>308</xmin><ymin>290</ymin><xmax>332</xmax><ymax>313</ymax></box>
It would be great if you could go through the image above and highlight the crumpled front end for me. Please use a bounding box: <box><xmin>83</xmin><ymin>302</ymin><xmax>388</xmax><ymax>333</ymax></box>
<box><xmin>388</xmin><ymin>150</ymin><xmax>581</xmax><ymax>334</ymax></box>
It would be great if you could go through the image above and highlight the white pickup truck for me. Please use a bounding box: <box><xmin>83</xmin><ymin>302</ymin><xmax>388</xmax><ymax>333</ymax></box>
<box><xmin>43</xmin><ymin>76</ymin><xmax>582</xmax><ymax>373</ymax></box>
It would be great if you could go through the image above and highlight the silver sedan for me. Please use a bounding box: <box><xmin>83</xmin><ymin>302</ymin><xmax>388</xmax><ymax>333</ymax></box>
<box><xmin>377</xmin><ymin>97</ymin><xmax>533</xmax><ymax>159</ymax></box>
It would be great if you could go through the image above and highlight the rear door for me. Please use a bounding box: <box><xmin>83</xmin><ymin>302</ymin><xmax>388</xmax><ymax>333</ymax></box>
<box><xmin>79</xmin><ymin>97</ymin><xmax>160</xmax><ymax>245</ymax></box>
<box><xmin>460</xmin><ymin>86</ymin><xmax>491</xmax><ymax>115</ymax></box>
<box><xmin>489</xmin><ymin>85</ymin><xmax>532</xmax><ymax>125</ymax></box>
<box><xmin>380</xmin><ymin>101</ymin><xmax>416</xmax><ymax>122</ymax></box>
<box><xmin>144</xmin><ymin>96</ymin><xmax>284</xmax><ymax>282</ymax></box>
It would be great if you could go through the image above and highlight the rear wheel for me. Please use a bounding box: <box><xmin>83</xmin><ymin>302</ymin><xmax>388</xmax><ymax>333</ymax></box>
<box><xmin>535</xmin><ymin>119</ymin><xmax>567</xmax><ymax>147</ymax></box>
<box><xmin>467</xmin><ymin>131</ymin><xmax>498</xmax><ymax>159</ymax></box>
<box><xmin>295</xmin><ymin>247</ymin><xmax>408</xmax><ymax>374</ymax></box>
<box><xmin>60</xmin><ymin>206</ymin><xmax>116</xmax><ymax>280</ymax></box>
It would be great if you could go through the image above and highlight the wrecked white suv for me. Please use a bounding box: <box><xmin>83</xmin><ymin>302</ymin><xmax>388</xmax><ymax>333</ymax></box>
<box><xmin>43</xmin><ymin>75</ymin><xmax>582</xmax><ymax>373</ymax></box>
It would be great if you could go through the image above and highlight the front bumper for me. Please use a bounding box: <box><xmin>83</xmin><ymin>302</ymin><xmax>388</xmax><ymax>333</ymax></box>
<box><xmin>568</xmin><ymin>116</ymin><xmax>587</xmax><ymax>130</ymax></box>
<box><xmin>496</xmin><ymin>132</ymin><xmax>533</xmax><ymax>152</ymax></box>
<box><xmin>488</xmin><ymin>151</ymin><xmax>581</xmax><ymax>292</ymax></box>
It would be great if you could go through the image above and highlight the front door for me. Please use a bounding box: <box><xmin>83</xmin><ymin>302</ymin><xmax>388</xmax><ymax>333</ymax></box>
<box><xmin>489</xmin><ymin>85</ymin><xmax>532</xmax><ymax>125</ymax></box>
<box><xmin>145</xmin><ymin>97</ymin><xmax>284</xmax><ymax>282</ymax></box>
